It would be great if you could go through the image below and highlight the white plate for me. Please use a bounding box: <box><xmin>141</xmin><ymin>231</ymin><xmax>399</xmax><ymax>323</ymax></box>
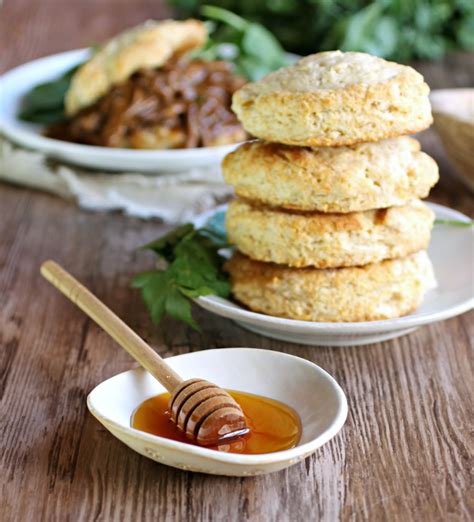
<box><xmin>195</xmin><ymin>203</ymin><xmax>473</xmax><ymax>346</ymax></box>
<box><xmin>0</xmin><ymin>49</ymin><xmax>241</xmax><ymax>173</ymax></box>
<box><xmin>87</xmin><ymin>348</ymin><xmax>348</xmax><ymax>476</ymax></box>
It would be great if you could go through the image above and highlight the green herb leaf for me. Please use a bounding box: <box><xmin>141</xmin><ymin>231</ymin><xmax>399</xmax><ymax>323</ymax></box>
<box><xmin>164</xmin><ymin>285</ymin><xmax>199</xmax><ymax>331</ymax></box>
<box><xmin>339</xmin><ymin>3</ymin><xmax>384</xmax><ymax>53</ymax></box>
<box><xmin>234</xmin><ymin>56</ymin><xmax>274</xmax><ymax>81</ymax></box>
<box><xmin>242</xmin><ymin>23</ymin><xmax>286</xmax><ymax>67</ymax></box>
<box><xmin>19</xmin><ymin>64</ymin><xmax>81</xmax><ymax>124</ymax></box>
<box><xmin>133</xmin><ymin>218</ymin><xmax>230</xmax><ymax>330</ymax></box>
<box><xmin>434</xmin><ymin>219</ymin><xmax>474</xmax><ymax>227</ymax></box>
<box><xmin>140</xmin><ymin>223</ymin><xmax>195</xmax><ymax>261</ymax></box>
<box><xmin>141</xmin><ymin>272</ymin><xmax>169</xmax><ymax>324</ymax></box>
<box><xmin>131</xmin><ymin>271</ymin><xmax>161</xmax><ymax>289</ymax></box>
<box><xmin>457</xmin><ymin>14</ymin><xmax>474</xmax><ymax>50</ymax></box>
<box><xmin>197</xmin><ymin>5</ymin><xmax>289</xmax><ymax>80</ymax></box>
<box><xmin>201</xmin><ymin>5</ymin><xmax>249</xmax><ymax>32</ymax></box>
<box><xmin>365</xmin><ymin>16</ymin><xmax>398</xmax><ymax>57</ymax></box>
<box><xmin>171</xmin><ymin>1</ymin><xmax>474</xmax><ymax>62</ymax></box>
<box><xmin>18</xmin><ymin>108</ymin><xmax>67</xmax><ymax>125</ymax></box>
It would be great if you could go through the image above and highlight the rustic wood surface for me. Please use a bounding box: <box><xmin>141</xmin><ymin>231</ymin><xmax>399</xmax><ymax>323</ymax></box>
<box><xmin>1</xmin><ymin>2</ymin><xmax>473</xmax><ymax>521</ymax></box>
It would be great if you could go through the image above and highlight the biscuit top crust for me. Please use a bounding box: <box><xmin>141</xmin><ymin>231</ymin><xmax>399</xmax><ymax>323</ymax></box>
<box><xmin>235</xmin><ymin>50</ymin><xmax>424</xmax><ymax>97</ymax></box>
<box><xmin>65</xmin><ymin>19</ymin><xmax>207</xmax><ymax>116</ymax></box>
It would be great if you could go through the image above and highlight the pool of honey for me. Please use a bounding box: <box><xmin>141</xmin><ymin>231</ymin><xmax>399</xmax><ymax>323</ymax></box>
<box><xmin>131</xmin><ymin>390</ymin><xmax>301</xmax><ymax>454</ymax></box>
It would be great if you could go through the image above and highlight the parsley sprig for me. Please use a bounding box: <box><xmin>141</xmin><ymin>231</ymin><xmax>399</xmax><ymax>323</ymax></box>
<box><xmin>132</xmin><ymin>212</ymin><xmax>230</xmax><ymax>331</ymax></box>
<box><xmin>434</xmin><ymin>219</ymin><xmax>474</xmax><ymax>227</ymax></box>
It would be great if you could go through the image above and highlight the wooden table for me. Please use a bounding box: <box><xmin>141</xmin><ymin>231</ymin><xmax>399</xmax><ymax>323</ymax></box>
<box><xmin>1</xmin><ymin>2</ymin><xmax>473</xmax><ymax>520</ymax></box>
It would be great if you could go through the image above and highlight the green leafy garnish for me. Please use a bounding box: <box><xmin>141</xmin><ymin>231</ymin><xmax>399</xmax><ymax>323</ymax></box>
<box><xmin>132</xmin><ymin>212</ymin><xmax>230</xmax><ymax>331</ymax></box>
<box><xmin>18</xmin><ymin>64</ymin><xmax>81</xmax><ymax>124</ymax></box>
<box><xmin>194</xmin><ymin>5</ymin><xmax>290</xmax><ymax>80</ymax></box>
<box><xmin>434</xmin><ymin>219</ymin><xmax>474</xmax><ymax>227</ymax></box>
<box><xmin>170</xmin><ymin>0</ymin><xmax>474</xmax><ymax>62</ymax></box>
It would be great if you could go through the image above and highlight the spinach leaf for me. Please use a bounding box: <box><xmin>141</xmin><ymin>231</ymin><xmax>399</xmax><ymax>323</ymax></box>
<box><xmin>18</xmin><ymin>64</ymin><xmax>81</xmax><ymax>124</ymax></box>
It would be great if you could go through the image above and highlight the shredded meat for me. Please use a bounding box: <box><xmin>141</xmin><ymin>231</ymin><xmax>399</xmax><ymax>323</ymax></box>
<box><xmin>47</xmin><ymin>60</ymin><xmax>248</xmax><ymax>148</ymax></box>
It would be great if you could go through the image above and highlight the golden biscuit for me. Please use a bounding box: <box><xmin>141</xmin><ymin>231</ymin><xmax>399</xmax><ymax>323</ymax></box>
<box><xmin>222</xmin><ymin>137</ymin><xmax>438</xmax><ymax>212</ymax></box>
<box><xmin>225</xmin><ymin>251</ymin><xmax>436</xmax><ymax>322</ymax></box>
<box><xmin>232</xmin><ymin>51</ymin><xmax>432</xmax><ymax>146</ymax></box>
<box><xmin>226</xmin><ymin>199</ymin><xmax>434</xmax><ymax>268</ymax></box>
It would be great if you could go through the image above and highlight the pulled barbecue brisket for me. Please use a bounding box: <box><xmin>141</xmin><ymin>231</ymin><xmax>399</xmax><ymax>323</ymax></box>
<box><xmin>47</xmin><ymin>60</ymin><xmax>247</xmax><ymax>148</ymax></box>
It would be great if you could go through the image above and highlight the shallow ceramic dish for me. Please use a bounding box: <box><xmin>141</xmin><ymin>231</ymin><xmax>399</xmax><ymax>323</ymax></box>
<box><xmin>431</xmin><ymin>89</ymin><xmax>474</xmax><ymax>191</ymax></box>
<box><xmin>0</xmin><ymin>49</ymin><xmax>241</xmax><ymax>173</ymax></box>
<box><xmin>87</xmin><ymin>348</ymin><xmax>347</xmax><ymax>476</ymax></box>
<box><xmin>194</xmin><ymin>203</ymin><xmax>473</xmax><ymax>346</ymax></box>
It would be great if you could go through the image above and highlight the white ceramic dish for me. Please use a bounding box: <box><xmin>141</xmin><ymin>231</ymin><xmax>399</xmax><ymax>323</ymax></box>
<box><xmin>0</xmin><ymin>49</ymin><xmax>241</xmax><ymax>173</ymax></box>
<box><xmin>194</xmin><ymin>203</ymin><xmax>473</xmax><ymax>346</ymax></box>
<box><xmin>87</xmin><ymin>348</ymin><xmax>348</xmax><ymax>476</ymax></box>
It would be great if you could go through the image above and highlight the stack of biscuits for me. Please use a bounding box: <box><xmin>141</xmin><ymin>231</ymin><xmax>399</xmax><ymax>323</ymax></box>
<box><xmin>222</xmin><ymin>51</ymin><xmax>439</xmax><ymax>322</ymax></box>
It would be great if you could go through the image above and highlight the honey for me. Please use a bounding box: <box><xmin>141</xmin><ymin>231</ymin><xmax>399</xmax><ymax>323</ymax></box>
<box><xmin>131</xmin><ymin>390</ymin><xmax>302</xmax><ymax>454</ymax></box>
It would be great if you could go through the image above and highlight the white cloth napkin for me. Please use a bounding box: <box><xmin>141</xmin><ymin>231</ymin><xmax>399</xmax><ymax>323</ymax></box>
<box><xmin>0</xmin><ymin>136</ymin><xmax>233</xmax><ymax>222</ymax></box>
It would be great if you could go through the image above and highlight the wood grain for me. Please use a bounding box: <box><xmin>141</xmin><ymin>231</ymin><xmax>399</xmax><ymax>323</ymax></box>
<box><xmin>40</xmin><ymin>260</ymin><xmax>183</xmax><ymax>391</ymax></box>
<box><xmin>1</xmin><ymin>2</ymin><xmax>473</xmax><ymax>521</ymax></box>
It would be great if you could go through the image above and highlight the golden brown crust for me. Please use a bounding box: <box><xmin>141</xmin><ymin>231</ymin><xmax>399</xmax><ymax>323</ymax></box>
<box><xmin>225</xmin><ymin>251</ymin><xmax>436</xmax><ymax>322</ymax></box>
<box><xmin>65</xmin><ymin>19</ymin><xmax>207</xmax><ymax>116</ymax></box>
<box><xmin>223</xmin><ymin>137</ymin><xmax>438</xmax><ymax>212</ymax></box>
<box><xmin>226</xmin><ymin>199</ymin><xmax>434</xmax><ymax>268</ymax></box>
<box><xmin>232</xmin><ymin>51</ymin><xmax>432</xmax><ymax>146</ymax></box>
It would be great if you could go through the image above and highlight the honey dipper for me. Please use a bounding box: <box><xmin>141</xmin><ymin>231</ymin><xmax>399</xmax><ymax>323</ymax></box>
<box><xmin>40</xmin><ymin>261</ymin><xmax>249</xmax><ymax>446</ymax></box>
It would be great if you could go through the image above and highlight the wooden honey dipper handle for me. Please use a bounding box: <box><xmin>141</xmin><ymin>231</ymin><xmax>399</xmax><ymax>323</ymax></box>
<box><xmin>40</xmin><ymin>260</ymin><xmax>183</xmax><ymax>392</ymax></box>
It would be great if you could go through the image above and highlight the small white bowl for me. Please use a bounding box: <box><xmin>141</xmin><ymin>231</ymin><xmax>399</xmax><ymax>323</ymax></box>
<box><xmin>87</xmin><ymin>348</ymin><xmax>348</xmax><ymax>476</ymax></box>
<box><xmin>0</xmin><ymin>49</ymin><xmax>241</xmax><ymax>173</ymax></box>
